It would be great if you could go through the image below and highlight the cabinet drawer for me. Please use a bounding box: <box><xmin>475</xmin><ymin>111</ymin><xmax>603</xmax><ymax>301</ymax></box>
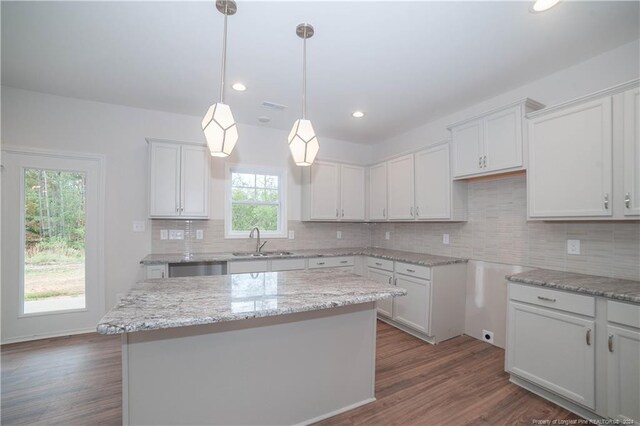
<box><xmin>395</xmin><ymin>261</ymin><xmax>430</xmax><ymax>280</ymax></box>
<box><xmin>607</xmin><ymin>300</ymin><xmax>640</xmax><ymax>329</ymax></box>
<box><xmin>308</xmin><ymin>256</ymin><xmax>354</xmax><ymax>269</ymax></box>
<box><xmin>228</xmin><ymin>260</ymin><xmax>269</xmax><ymax>274</ymax></box>
<box><xmin>271</xmin><ymin>258</ymin><xmax>306</xmax><ymax>272</ymax></box>
<box><xmin>509</xmin><ymin>283</ymin><xmax>595</xmax><ymax>317</ymax></box>
<box><xmin>367</xmin><ymin>257</ymin><xmax>394</xmax><ymax>271</ymax></box>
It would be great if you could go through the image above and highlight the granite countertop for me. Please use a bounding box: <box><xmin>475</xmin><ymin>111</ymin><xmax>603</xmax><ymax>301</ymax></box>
<box><xmin>97</xmin><ymin>269</ymin><xmax>407</xmax><ymax>335</ymax></box>
<box><xmin>506</xmin><ymin>269</ymin><xmax>640</xmax><ymax>304</ymax></box>
<box><xmin>140</xmin><ymin>247</ymin><xmax>468</xmax><ymax>268</ymax></box>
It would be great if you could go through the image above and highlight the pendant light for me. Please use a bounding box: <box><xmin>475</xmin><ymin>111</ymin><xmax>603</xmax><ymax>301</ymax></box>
<box><xmin>287</xmin><ymin>23</ymin><xmax>319</xmax><ymax>167</ymax></box>
<box><xmin>202</xmin><ymin>0</ymin><xmax>238</xmax><ymax>157</ymax></box>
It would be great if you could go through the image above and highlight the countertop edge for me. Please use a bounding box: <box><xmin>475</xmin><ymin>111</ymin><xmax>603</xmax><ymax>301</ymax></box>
<box><xmin>96</xmin><ymin>289</ymin><xmax>407</xmax><ymax>335</ymax></box>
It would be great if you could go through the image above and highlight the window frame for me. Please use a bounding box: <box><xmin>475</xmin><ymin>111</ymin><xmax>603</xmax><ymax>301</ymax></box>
<box><xmin>225</xmin><ymin>164</ymin><xmax>288</xmax><ymax>239</ymax></box>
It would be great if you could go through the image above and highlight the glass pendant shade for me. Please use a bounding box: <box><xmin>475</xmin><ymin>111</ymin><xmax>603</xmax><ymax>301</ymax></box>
<box><xmin>202</xmin><ymin>102</ymin><xmax>238</xmax><ymax>157</ymax></box>
<box><xmin>288</xmin><ymin>119</ymin><xmax>319</xmax><ymax>166</ymax></box>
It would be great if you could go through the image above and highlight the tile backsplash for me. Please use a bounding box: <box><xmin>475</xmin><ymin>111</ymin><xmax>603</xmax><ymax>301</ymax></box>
<box><xmin>371</xmin><ymin>174</ymin><xmax>640</xmax><ymax>281</ymax></box>
<box><xmin>151</xmin><ymin>174</ymin><xmax>640</xmax><ymax>281</ymax></box>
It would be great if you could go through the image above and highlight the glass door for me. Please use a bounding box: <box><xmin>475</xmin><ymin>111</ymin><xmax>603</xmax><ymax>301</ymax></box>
<box><xmin>1</xmin><ymin>149</ymin><xmax>104</xmax><ymax>343</ymax></box>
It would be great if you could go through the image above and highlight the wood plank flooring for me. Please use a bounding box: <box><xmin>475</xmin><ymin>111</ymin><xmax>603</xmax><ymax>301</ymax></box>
<box><xmin>1</xmin><ymin>321</ymin><xmax>580</xmax><ymax>425</ymax></box>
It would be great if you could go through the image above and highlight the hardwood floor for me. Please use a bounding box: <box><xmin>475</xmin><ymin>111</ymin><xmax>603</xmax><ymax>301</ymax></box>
<box><xmin>1</xmin><ymin>321</ymin><xmax>580</xmax><ymax>425</ymax></box>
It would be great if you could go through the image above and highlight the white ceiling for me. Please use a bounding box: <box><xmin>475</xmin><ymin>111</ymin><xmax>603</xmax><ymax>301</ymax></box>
<box><xmin>2</xmin><ymin>1</ymin><xmax>639</xmax><ymax>144</ymax></box>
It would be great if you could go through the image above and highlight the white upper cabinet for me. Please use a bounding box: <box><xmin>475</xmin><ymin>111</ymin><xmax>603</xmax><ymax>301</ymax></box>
<box><xmin>526</xmin><ymin>80</ymin><xmax>640</xmax><ymax>220</ymax></box>
<box><xmin>309</xmin><ymin>161</ymin><xmax>340</xmax><ymax>220</ymax></box>
<box><xmin>528</xmin><ymin>97</ymin><xmax>613</xmax><ymax>218</ymax></box>
<box><xmin>148</xmin><ymin>140</ymin><xmax>209</xmax><ymax>219</ymax></box>
<box><xmin>414</xmin><ymin>145</ymin><xmax>451</xmax><ymax>220</ymax></box>
<box><xmin>368</xmin><ymin>162</ymin><xmax>387</xmax><ymax>221</ymax></box>
<box><xmin>451</xmin><ymin>121</ymin><xmax>483</xmax><ymax>177</ymax></box>
<box><xmin>303</xmin><ymin>161</ymin><xmax>365</xmax><ymax>221</ymax></box>
<box><xmin>623</xmin><ymin>87</ymin><xmax>640</xmax><ymax>216</ymax></box>
<box><xmin>449</xmin><ymin>99</ymin><xmax>544</xmax><ymax>179</ymax></box>
<box><xmin>340</xmin><ymin>164</ymin><xmax>366</xmax><ymax>220</ymax></box>
<box><xmin>387</xmin><ymin>154</ymin><xmax>415</xmax><ymax>220</ymax></box>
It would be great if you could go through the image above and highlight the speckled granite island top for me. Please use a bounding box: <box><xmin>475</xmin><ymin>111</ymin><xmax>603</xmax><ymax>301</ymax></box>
<box><xmin>140</xmin><ymin>247</ymin><xmax>467</xmax><ymax>267</ymax></box>
<box><xmin>97</xmin><ymin>269</ymin><xmax>407</xmax><ymax>334</ymax></box>
<box><xmin>506</xmin><ymin>269</ymin><xmax>640</xmax><ymax>304</ymax></box>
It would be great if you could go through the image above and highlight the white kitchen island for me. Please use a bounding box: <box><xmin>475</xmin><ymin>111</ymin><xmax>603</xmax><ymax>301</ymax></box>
<box><xmin>97</xmin><ymin>269</ymin><xmax>406</xmax><ymax>426</ymax></box>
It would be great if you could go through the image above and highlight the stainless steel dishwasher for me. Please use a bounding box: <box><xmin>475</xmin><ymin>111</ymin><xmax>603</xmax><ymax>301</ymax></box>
<box><xmin>168</xmin><ymin>261</ymin><xmax>227</xmax><ymax>277</ymax></box>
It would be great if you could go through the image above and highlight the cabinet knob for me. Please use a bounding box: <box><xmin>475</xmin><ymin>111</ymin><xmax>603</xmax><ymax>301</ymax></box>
<box><xmin>586</xmin><ymin>328</ymin><xmax>592</xmax><ymax>346</ymax></box>
<box><xmin>608</xmin><ymin>334</ymin><xmax>614</xmax><ymax>352</ymax></box>
<box><xmin>625</xmin><ymin>192</ymin><xmax>631</xmax><ymax>209</ymax></box>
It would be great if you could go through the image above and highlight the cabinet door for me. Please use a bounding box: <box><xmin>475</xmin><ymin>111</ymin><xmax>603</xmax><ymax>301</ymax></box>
<box><xmin>340</xmin><ymin>164</ymin><xmax>365</xmax><ymax>220</ymax></box>
<box><xmin>623</xmin><ymin>87</ymin><xmax>640</xmax><ymax>216</ymax></box>
<box><xmin>393</xmin><ymin>275</ymin><xmax>430</xmax><ymax>334</ymax></box>
<box><xmin>607</xmin><ymin>325</ymin><xmax>640</xmax><ymax>423</ymax></box>
<box><xmin>451</xmin><ymin>120</ymin><xmax>483</xmax><ymax>177</ymax></box>
<box><xmin>484</xmin><ymin>105</ymin><xmax>522</xmax><ymax>172</ymax></box>
<box><xmin>180</xmin><ymin>145</ymin><xmax>209</xmax><ymax>218</ymax></box>
<box><xmin>528</xmin><ymin>97</ymin><xmax>613</xmax><ymax>217</ymax></box>
<box><xmin>309</xmin><ymin>161</ymin><xmax>340</xmax><ymax>220</ymax></box>
<box><xmin>149</xmin><ymin>142</ymin><xmax>181</xmax><ymax>217</ymax></box>
<box><xmin>146</xmin><ymin>264</ymin><xmax>168</xmax><ymax>279</ymax></box>
<box><xmin>387</xmin><ymin>155</ymin><xmax>415</xmax><ymax>220</ymax></box>
<box><xmin>506</xmin><ymin>302</ymin><xmax>595</xmax><ymax>409</ymax></box>
<box><xmin>368</xmin><ymin>268</ymin><xmax>394</xmax><ymax>318</ymax></box>
<box><xmin>414</xmin><ymin>145</ymin><xmax>451</xmax><ymax>220</ymax></box>
<box><xmin>369</xmin><ymin>162</ymin><xmax>387</xmax><ymax>220</ymax></box>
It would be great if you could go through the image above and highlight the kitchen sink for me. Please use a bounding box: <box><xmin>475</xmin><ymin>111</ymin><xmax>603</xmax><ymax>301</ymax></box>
<box><xmin>232</xmin><ymin>251</ymin><xmax>293</xmax><ymax>257</ymax></box>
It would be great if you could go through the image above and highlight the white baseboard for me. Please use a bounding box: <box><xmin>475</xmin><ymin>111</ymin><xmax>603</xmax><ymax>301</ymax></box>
<box><xmin>296</xmin><ymin>397</ymin><xmax>376</xmax><ymax>426</ymax></box>
<box><xmin>1</xmin><ymin>327</ymin><xmax>97</xmax><ymax>345</ymax></box>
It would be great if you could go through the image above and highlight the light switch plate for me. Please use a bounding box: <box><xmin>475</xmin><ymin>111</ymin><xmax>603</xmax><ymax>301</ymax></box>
<box><xmin>196</xmin><ymin>229</ymin><xmax>204</xmax><ymax>240</ymax></box>
<box><xmin>288</xmin><ymin>230</ymin><xmax>295</xmax><ymax>239</ymax></box>
<box><xmin>567</xmin><ymin>239</ymin><xmax>581</xmax><ymax>255</ymax></box>
<box><xmin>442</xmin><ymin>233</ymin><xmax>450</xmax><ymax>245</ymax></box>
<box><xmin>169</xmin><ymin>230</ymin><xmax>184</xmax><ymax>240</ymax></box>
<box><xmin>160</xmin><ymin>230</ymin><xmax>168</xmax><ymax>240</ymax></box>
<box><xmin>337</xmin><ymin>231</ymin><xmax>342</xmax><ymax>239</ymax></box>
<box><xmin>132</xmin><ymin>221</ymin><xmax>146</xmax><ymax>232</ymax></box>
<box><xmin>385</xmin><ymin>231</ymin><xmax>390</xmax><ymax>240</ymax></box>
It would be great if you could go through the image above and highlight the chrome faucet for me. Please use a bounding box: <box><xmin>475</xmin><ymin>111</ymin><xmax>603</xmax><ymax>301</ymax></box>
<box><xmin>249</xmin><ymin>227</ymin><xmax>268</xmax><ymax>253</ymax></box>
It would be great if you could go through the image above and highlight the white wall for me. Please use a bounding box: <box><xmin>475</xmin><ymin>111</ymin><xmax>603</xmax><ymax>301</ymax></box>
<box><xmin>0</xmin><ymin>86</ymin><xmax>368</xmax><ymax>314</ymax></box>
<box><xmin>372</xmin><ymin>39</ymin><xmax>640</xmax><ymax>161</ymax></box>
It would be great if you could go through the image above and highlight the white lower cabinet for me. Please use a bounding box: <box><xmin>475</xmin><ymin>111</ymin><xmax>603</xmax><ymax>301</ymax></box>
<box><xmin>507</xmin><ymin>283</ymin><xmax>640</xmax><ymax>423</ymax></box>
<box><xmin>507</xmin><ymin>301</ymin><xmax>596</xmax><ymax>409</ymax></box>
<box><xmin>146</xmin><ymin>264</ymin><xmax>168</xmax><ymax>279</ymax></box>
<box><xmin>367</xmin><ymin>267</ymin><xmax>394</xmax><ymax>318</ymax></box>
<box><xmin>393</xmin><ymin>274</ymin><xmax>431</xmax><ymax>334</ymax></box>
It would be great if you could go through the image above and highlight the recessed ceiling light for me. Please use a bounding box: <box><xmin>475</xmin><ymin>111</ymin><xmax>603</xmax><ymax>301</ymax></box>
<box><xmin>352</xmin><ymin>111</ymin><xmax>365</xmax><ymax>118</ymax></box>
<box><xmin>530</xmin><ymin>0</ymin><xmax>560</xmax><ymax>13</ymax></box>
<box><xmin>232</xmin><ymin>82</ymin><xmax>247</xmax><ymax>91</ymax></box>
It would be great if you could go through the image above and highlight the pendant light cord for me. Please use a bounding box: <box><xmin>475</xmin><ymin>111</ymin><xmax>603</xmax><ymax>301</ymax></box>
<box><xmin>302</xmin><ymin>29</ymin><xmax>307</xmax><ymax>120</ymax></box>
<box><xmin>219</xmin><ymin>5</ymin><xmax>228</xmax><ymax>103</ymax></box>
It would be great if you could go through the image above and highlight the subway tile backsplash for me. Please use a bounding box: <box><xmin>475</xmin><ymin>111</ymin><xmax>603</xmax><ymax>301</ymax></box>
<box><xmin>152</xmin><ymin>174</ymin><xmax>640</xmax><ymax>281</ymax></box>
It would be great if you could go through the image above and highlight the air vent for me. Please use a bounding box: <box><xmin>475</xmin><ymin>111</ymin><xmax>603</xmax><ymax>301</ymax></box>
<box><xmin>261</xmin><ymin>101</ymin><xmax>287</xmax><ymax>111</ymax></box>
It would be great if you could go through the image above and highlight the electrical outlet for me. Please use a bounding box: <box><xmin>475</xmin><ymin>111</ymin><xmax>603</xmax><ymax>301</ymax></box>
<box><xmin>442</xmin><ymin>233</ymin><xmax>450</xmax><ymax>245</ymax></box>
<box><xmin>196</xmin><ymin>229</ymin><xmax>204</xmax><ymax>240</ymax></box>
<box><xmin>337</xmin><ymin>231</ymin><xmax>342</xmax><ymax>239</ymax></box>
<box><xmin>482</xmin><ymin>329</ymin><xmax>494</xmax><ymax>344</ymax></box>
<box><xmin>169</xmin><ymin>230</ymin><xmax>184</xmax><ymax>240</ymax></box>
<box><xmin>567</xmin><ymin>239</ymin><xmax>581</xmax><ymax>255</ymax></box>
<box><xmin>288</xmin><ymin>230</ymin><xmax>295</xmax><ymax>239</ymax></box>
<box><xmin>160</xmin><ymin>230</ymin><xmax>168</xmax><ymax>240</ymax></box>
<box><xmin>132</xmin><ymin>221</ymin><xmax>145</xmax><ymax>232</ymax></box>
<box><xmin>385</xmin><ymin>231</ymin><xmax>390</xmax><ymax>240</ymax></box>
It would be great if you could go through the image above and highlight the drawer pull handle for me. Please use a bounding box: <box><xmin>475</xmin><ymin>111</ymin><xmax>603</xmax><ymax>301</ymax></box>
<box><xmin>394</xmin><ymin>278</ymin><xmax>397</xmax><ymax>285</ymax></box>
<box><xmin>388</xmin><ymin>276</ymin><xmax>392</xmax><ymax>284</ymax></box>
<box><xmin>604</xmin><ymin>193</ymin><xmax>609</xmax><ymax>210</ymax></box>
<box><xmin>537</xmin><ymin>296</ymin><xmax>556</xmax><ymax>302</ymax></box>
<box><xmin>340</xmin><ymin>260</ymin><xmax>348</xmax><ymax>264</ymax></box>
<box><xmin>406</xmin><ymin>268</ymin><xmax>416</xmax><ymax>273</ymax></box>
<box><xmin>317</xmin><ymin>262</ymin><xmax>325</xmax><ymax>265</ymax></box>
<box><xmin>608</xmin><ymin>334</ymin><xmax>614</xmax><ymax>352</ymax></box>
<box><xmin>625</xmin><ymin>193</ymin><xmax>631</xmax><ymax>209</ymax></box>
<box><xmin>375</xmin><ymin>262</ymin><xmax>383</xmax><ymax>266</ymax></box>
<box><xmin>586</xmin><ymin>329</ymin><xmax>592</xmax><ymax>346</ymax></box>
